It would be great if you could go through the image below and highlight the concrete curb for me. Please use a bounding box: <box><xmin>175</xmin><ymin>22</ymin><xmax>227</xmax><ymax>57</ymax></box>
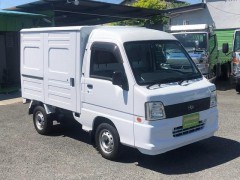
<box><xmin>0</xmin><ymin>98</ymin><xmax>22</xmax><ymax>106</ymax></box>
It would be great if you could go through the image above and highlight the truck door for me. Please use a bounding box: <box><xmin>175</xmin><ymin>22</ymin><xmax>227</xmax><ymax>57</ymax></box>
<box><xmin>82</xmin><ymin>42</ymin><xmax>134</xmax><ymax>144</ymax></box>
<box><xmin>44</xmin><ymin>31</ymin><xmax>77</xmax><ymax>111</ymax></box>
<box><xmin>209</xmin><ymin>34</ymin><xmax>218</xmax><ymax>77</ymax></box>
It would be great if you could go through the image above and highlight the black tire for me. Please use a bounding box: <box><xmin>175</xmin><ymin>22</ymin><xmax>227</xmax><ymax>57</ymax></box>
<box><xmin>236</xmin><ymin>83</ymin><xmax>240</xmax><ymax>93</ymax></box>
<box><xmin>33</xmin><ymin>106</ymin><xmax>53</xmax><ymax>135</ymax></box>
<box><xmin>221</xmin><ymin>63</ymin><xmax>230</xmax><ymax>80</ymax></box>
<box><xmin>95</xmin><ymin>123</ymin><xmax>121</xmax><ymax>160</ymax></box>
<box><xmin>216</xmin><ymin>63</ymin><xmax>222</xmax><ymax>78</ymax></box>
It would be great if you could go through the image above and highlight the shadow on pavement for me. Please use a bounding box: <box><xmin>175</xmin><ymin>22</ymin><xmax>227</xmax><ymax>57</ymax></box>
<box><xmin>49</xmin><ymin>117</ymin><xmax>92</xmax><ymax>145</ymax></box>
<box><xmin>49</xmin><ymin>118</ymin><xmax>240</xmax><ymax>174</ymax></box>
<box><xmin>121</xmin><ymin>136</ymin><xmax>240</xmax><ymax>174</ymax></box>
<box><xmin>0</xmin><ymin>91</ymin><xmax>21</xmax><ymax>101</ymax></box>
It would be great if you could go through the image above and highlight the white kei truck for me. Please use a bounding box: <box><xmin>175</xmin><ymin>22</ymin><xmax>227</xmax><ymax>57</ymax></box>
<box><xmin>21</xmin><ymin>26</ymin><xmax>218</xmax><ymax>160</ymax></box>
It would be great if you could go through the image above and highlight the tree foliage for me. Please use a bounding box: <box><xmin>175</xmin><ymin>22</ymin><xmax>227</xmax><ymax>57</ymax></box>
<box><xmin>167</xmin><ymin>1</ymin><xmax>190</xmax><ymax>9</ymax></box>
<box><xmin>112</xmin><ymin>0</ymin><xmax>167</xmax><ymax>26</ymax></box>
<box><xmin>133</xmin><ymin>0</ymin><xmax>167</xmax><ymax>10</ymax></box>
<box><xmin>112</xmin><ymin>0</ymin><xmax>189</xmax><ymax>27</ymax></box>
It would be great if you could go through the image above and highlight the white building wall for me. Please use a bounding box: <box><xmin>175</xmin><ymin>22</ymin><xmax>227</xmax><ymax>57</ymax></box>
<box><xmin>170</xmin><ymin>0</ymin><xmax>240</xmax><ymax>29</ymax></box>
<box><xmin>171</xmin><ymin>8</ymin><xmax>214</xmax><ymax>26</ymax></box>
<box><xmin>207</xmin><ymin>0</ymin><xmax>240</xmax><ymax>29</ymax></box>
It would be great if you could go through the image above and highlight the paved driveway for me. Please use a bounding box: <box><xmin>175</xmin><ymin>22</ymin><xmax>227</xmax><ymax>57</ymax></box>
<box><xmin>0</xmin><ymin>81</ymin><xmax>239</xmax><ymax>180</ymax></box>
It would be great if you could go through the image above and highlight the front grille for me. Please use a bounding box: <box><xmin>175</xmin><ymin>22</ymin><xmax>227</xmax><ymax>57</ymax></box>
<box><xmin>165</xmin><ymin>97</ymin><xmax>210</xmax><ymax>119</ymax></box>
<box><xmin>173</xmin><ymin>120</ymin><xmax>205</xmax><ymax>137</ymax></box>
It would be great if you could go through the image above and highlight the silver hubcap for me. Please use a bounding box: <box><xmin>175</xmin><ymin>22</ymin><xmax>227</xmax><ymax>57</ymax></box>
<box><xmin>35</xmin><ymin>111</ymin><xmax>45</xmax><ymax>130</ymax></box>
<box><xmin>99</xmin><ymin>129</ymin><xmax>114</xmax><ymax>154</ymax></box>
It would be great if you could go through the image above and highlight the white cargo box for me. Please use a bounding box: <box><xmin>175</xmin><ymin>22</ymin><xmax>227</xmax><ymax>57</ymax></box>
<box><xmin>21</xmin><ymin>26</ymin><xmax>95</xmax><ymax>112</ymax></box>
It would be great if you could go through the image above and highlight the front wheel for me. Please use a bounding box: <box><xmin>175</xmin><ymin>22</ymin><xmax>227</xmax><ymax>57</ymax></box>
<box><xmin>95</xmin><ymin>123</ymin><xmax>121</xmax><ymax>160</ymax></box>
<box><xmin>33</xmin><ymin>106</ymin><xmax>53</xmax><ymax>135</ymax></box>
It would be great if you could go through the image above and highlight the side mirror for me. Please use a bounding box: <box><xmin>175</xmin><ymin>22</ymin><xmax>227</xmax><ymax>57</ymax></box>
<box><xmin>112</xmin><ymin>71</ymin><xmax>129</xmax><ymax>91</ymax></box>
<box><xmin>222</xmin><ymin>43</ymin><xmax>229</xmax><ymax>53</ymax></box>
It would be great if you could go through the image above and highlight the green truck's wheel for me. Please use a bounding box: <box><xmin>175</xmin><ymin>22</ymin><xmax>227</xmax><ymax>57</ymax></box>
<box><xmin>236</xmin><ymin>83</ymin><xmax>240</xmax><ymax>93</ymax></box>
<box><xmin>221</xmin><ymin>63</ymin><xmax>230</xmax><ymax>80</ymax></box>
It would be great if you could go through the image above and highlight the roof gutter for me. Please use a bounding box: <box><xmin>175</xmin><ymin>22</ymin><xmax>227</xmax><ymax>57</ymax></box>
<box><xmin>165</xmin><ymin>3</ymin><xmax>206</xmax><ymax>16</ymax></box>
<box><xmin>0</xmin><ymin>10</ymin><xmax>45</xmax><ymax>17</ymax></box>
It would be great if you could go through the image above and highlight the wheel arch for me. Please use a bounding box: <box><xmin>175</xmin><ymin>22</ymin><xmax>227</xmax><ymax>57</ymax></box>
<box><xmin>90</xmin><ymin>116</ymin><xmax>118</xmax><ymax>145</ymax></box>
<box><xmin>28</xmin><ymin>101</ymin><xmax>43</xmax><ymax>115</ymax></box>
<box><xmin>29</xmin><ymin>101</ymin><xmax>56</xmax><ymax>115</ymax></box>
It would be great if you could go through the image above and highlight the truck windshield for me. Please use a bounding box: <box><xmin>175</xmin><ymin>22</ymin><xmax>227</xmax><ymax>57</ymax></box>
<box><xmin>173</xmin><ymin>33</ymin><xmax>207</xmax><ymax>51</ymax></box>
<box><xmin>124</xmin><ymin>40</ymin><xmax>202</xmax><ymax>86</ymax></box>
<box><xmin>234</xmin><ymin>31</ymin><xmax>240</xmax><ymax>52</ymax></box>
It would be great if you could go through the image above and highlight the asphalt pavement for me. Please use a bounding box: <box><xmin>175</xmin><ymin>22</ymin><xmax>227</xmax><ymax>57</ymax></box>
<box><xmin>0</xmin><ymin>80</ymin><xmax>239</xmax><ymax>180</ymax></box>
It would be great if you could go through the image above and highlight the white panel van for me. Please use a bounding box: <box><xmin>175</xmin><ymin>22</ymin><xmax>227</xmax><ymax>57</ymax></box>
<box><xmin>21</xmin><ymin>26</ymin><xmax>218</xmax><ymax>160</ymax></box>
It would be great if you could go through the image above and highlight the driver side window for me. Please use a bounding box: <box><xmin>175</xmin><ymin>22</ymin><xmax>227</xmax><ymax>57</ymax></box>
<box><xmin>90</xmin><ymin>42</ymin><xmax>125</xmax><ymax>81</ymax></box>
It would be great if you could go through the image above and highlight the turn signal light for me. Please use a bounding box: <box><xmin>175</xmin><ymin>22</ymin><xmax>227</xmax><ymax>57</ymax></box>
<box><xmin>232</xmin><ymin>57</ymin><xmax>239</xmax><ymax>64</ymax></box>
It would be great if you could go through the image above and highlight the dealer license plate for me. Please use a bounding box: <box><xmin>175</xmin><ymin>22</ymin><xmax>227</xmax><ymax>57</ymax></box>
<box><xmin>182</xmin><ymin>113</ymin><xmax>200</xmax><ymax>129</ymax></box>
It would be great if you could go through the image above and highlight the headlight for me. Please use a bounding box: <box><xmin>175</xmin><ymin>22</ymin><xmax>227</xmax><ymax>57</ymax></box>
<box><xmin>210</xmin><ymin>90</ymin><xmax>217</xmax><ymax>108</ymax></box>
<box><xmin>145</xmin><ymin>102</ymin><xmax>166</xmax><ymax>121</ymax></box>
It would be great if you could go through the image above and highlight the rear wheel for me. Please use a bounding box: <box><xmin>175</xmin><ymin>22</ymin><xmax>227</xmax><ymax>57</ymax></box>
<box><xmin>95</xmin><ymin>123</ymin><xmax>121</xmax><ymax>160</ymax></box>
<box><xmin>33</xmin><ymin>106</ymin><xmax>53</xmax><ymax>135</ymax></box>
<box><xmin>236</xmin><ymin>82</ymin><xmax>240</xmax><ymax>93</ymax></box>
<box><xmin>221</xmin><ymin>63</ymin><xmax>230</xmax><ymax>80</ymax></box>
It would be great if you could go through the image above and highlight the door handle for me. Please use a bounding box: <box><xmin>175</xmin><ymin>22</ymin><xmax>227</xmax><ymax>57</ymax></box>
<box><xmin>70</xmin><ymin>78</ymin><xmax>74</xmax><ymax>87</ymax></box>
<box><xmin>87</xmin><ymin>84</ymin><xmax>93</xmax><ymax>89</ymax></box>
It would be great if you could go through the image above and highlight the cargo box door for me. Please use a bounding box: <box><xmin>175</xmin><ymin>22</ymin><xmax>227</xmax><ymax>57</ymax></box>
<box><xmin>44</xmin><ymin>32</ymin><xmax>77</xmax><ymax>111</ymax></box>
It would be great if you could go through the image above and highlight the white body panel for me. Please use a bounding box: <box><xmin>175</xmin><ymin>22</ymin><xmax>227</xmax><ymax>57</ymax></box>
<box><xmin>43</xmin><ymin>31</ymin><xmax>77</xmax><ymax>111</ymax></box>
<box><xmin>79</xmin><ymin>38</ymin><xmax>135</xmax><ymax>146</ymax></box>
<box><xmin>134</xmin><ymin>108</ymin><xmax>218</xmax><ymax>155</ymax></box>
<box><xmin>21</xmin><ymin>26</ymin><xmax>218</xmax><ymax>155</ymax></box>
<box><xmin>21</xmin><ymin>27</ymin><xmax>94</xmax><ymax>111</ymax></box>
<box><xmin>21</xmin><ymin>32</ymin><xmax>44</xmax><ymax>102</ymax></box>
<box><xmin>133</xmin><ymin>78</ymin><xmax>218</xmax><ymax>154</ymax></box>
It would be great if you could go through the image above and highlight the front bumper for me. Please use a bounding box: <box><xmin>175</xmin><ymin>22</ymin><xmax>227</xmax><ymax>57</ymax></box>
<box><xmin>134</xmin><ymin>107</ymin><xmax>218</xmax><ymax>155</ymax></box>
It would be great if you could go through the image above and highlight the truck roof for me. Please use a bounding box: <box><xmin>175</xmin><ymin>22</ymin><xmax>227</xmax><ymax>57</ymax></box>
<box><xmin>20</xmin><ymin>26</ymin><xmax>93</xmax><ymax>32</ymax></box>
<box><xmin>91</xmin><ymin>26</ymin><xmax>176</xmax><ymax>42</ymax></box>
<box><xmin>21</xmin><ymin>26</ymin><xmax>176</xmax><ymax>42</ymax></box>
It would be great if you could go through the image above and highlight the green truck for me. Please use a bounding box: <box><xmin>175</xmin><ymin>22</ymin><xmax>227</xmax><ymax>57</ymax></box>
<box><xmin>215</xmin><ymin>29</ymin><xmax>234</xmax><ymax>77</ymax></box>
<box><xmin>168</xmin><ymin>24</ymin><xmax>232</xmax><ymax>81</ymax></box>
